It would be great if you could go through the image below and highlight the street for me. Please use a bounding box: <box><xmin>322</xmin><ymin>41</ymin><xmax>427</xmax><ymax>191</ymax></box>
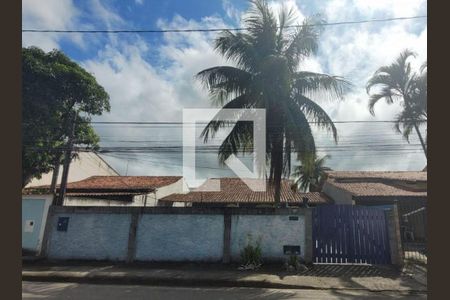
<box><xmin>23</xmin><ymin>281</ymin><xmax>426</xmax><ymax>300</ymax></box>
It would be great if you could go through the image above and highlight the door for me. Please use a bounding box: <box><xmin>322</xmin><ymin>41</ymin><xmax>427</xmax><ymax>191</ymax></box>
<box><xmin>22</xmin><ymin>198</ymin><xmax>47</xmax><ymax>253</ymax></box>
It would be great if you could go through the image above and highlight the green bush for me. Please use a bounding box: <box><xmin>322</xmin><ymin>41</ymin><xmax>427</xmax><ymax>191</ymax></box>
<box><xmin>240</xmin><ymin>234</ymin><xmax>262</xmax><ymax>268</ymax></box>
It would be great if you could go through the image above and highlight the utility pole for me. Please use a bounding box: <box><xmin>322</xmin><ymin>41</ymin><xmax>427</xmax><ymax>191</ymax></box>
<box><xmin>56</xmin><ymin>112</ymin><xmax>76</xmax><ymax>206</ymax></box>
<box><xmin>49</xmin><ymin>154</ymin><xmax>62</xmax><ymax>205</ymax></box>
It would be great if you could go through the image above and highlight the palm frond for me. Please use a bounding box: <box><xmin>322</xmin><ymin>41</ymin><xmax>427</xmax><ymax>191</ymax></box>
<box><xmin>291</xmin><ymin>93</ymin><xmax>338</xmax><ymax>142</ymax></box>
<box><xmin>284</xmin><ymin>16</ymin><xmax>322</xmax><ymax>68</ymax></box>
<box><xmin>276</xmin><ymin>3</ymin><xmax>297</xmax><ymax>51</ymax></box>
<box><xmin>366</xmin><ymin>49</ymin><xmax>416</xmax><ymax>101</ymax></box>
<box><xmin>196</xmin><ymin>66</ymin><xmax>252</xmax><ymax>106</ymax></box>
<box><xmin>284</xmin><ymin>100</ymin><xmax>316</xmax><ymax>160</ymax></box>
<box><xmin>292</xmin><ymin>153</ymin><xmax>331</xmax><ymax>192</ymax></box>
<box><xmin>200</xmin><ymin>94</ymin><xmax>253</xmax><ymax>142</ymax></box>
<box><xmin>293</xmin><ymin>71</ymin><xmax>352</xmax><ymax>101</ymax></box>
<box><xmin>214</xmin><ymin>31</ymin><xmax>258</xmax><ymax>71</ymax></box>
<box><xmin>420</xmin><ymin>61</ymin><xmax>427</xmax><ymax>74</ymax></box>
<box><xmin>217</xmin><ymin>121</ymin><xmax>254</xmax><ymax>164</ymax></box>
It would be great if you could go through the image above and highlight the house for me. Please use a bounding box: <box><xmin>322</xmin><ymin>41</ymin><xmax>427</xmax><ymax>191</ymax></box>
<box><xmin>24</xmin><ymin>176</ymin><xmax>189</xmax><ymax>207</ymax></box>
<box><xmin>22</xmin><ymin>151</ymin><xmax>120</xmax><ymax>255</ymax></box>
<box><xmin>321</xmin><ymin>171</ymin><xmax>427</xmax><ymax>205</ymax></box>
<box><xmin>321</xmin><ymin>171</ymin><xmax>427</xmax><ymax>241</ymax></box>
<box><xmin>26</xmin><ymin>151</ymin><xmax>119</xmax><ymax>187</ymax></box>
<box><xmin>159</xmin><ymin>177</ymin><xmax>332</xmax><ymax>207</ymax></box>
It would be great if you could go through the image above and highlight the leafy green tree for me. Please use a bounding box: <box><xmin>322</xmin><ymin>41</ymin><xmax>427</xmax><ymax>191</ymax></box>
<box><xmin>291</xmin><ymin>154</ymin><xmax>331</xmax><ymax>192</ymax></box>
<box><xmin>196</xmin><ymin>0</ymin><xmax>350</xmax><ymax>203</ymax></box>
<box><xmin>22</xmin><ymin>47</ymin><xmax>110</xmax><ymax>187</ymax></box>
<box><xmin>366</xmin><ymin>50</ymin><xmax>427</xmax><ymax>158</ymax></box>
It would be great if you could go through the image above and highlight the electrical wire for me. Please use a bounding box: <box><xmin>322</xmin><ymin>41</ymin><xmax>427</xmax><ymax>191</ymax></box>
<box><xmin>22</xmin><ymin>16</ymin><xmax>427</xmax><ymax>34</ymax></box>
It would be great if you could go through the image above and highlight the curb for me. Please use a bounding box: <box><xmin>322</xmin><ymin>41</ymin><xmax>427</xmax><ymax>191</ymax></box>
<box><xmin>22</xmin><ymin>272</ymin><xmax>428</xmax><ymax>294</ymax></box>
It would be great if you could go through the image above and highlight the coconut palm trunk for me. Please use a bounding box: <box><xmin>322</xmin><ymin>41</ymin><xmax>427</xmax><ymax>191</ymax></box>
<box><xmin>414</xmin><ymin>123</ymin><xmax>427</xmax><ymax>158</ymax></box>
<box><xmin>270</xmin><ymin>113</ymin><xmax>284</xmax><ymax>204</ymax></box>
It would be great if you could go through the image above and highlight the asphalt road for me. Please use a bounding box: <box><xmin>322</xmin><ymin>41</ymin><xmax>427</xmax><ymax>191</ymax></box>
<box><xmin>23</xmin><ymin>281</ymin><xmax>427</xmax><ymax>300</ymax></box>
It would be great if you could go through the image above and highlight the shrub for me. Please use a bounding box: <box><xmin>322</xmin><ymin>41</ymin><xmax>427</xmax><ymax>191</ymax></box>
<box><xmin>239</xmin><ymin>234</ymin><xmax>262</xmax><ymax>269</ymax></box>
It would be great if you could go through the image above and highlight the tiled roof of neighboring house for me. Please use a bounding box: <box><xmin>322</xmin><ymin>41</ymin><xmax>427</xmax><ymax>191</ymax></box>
<box><xmin>159</xmin><ymin>178</ymin><xmax>332</xmax><ymax>205</ymax></box>
<box><xmin>23</xmin><ymin>176</ymin><xmax>182</xmax><ymax>195</ymax></box>
<box><xmin>324</xmin><ymin>171</ymin><xmax>427</xmax><ymax>197</ymax></box>
<box><xmin>326</xmin><ymin>171</ymin><xmax>427</xmax><ymax>182</ymax></box>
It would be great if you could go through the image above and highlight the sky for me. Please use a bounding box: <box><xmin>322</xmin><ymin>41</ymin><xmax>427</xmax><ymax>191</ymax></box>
<box><xmin>22</xmin><ymin>0</ymin><xmax>427</xmax><ymax>182</ymax></box>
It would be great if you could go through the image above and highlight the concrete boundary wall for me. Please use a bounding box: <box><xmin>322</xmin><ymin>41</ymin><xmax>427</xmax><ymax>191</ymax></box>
<box><xmin>43</xmin><ymin>206</ymin><xmax>308</xmax><ymax>263</ymax></box>
<box><xmin>46</xmin><ymin>212</ymin><xmax>131</xmax><ymax>261</ymax></box>
<box><xmin>41</xmin><ymin>206</ymin><xmax>404</xmax><ymax>266</ymax></box>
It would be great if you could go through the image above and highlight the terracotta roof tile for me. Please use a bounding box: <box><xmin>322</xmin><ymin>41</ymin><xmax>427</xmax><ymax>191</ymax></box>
<box><xmin>24</xmin><ymin>176</ymin><xmax>182</xmax><ymax>194</ymax></box>
<box><xmin>159</xmin><ymin>178</ymin><xmax>331</xmax><ymax>205</ymax></box>
<box><xmin>324</xmin><ymin>171</ymin><xmax>427</xmax><ymax>197</ymax></box>
<box><xmin>326</xmin><ymin>171</ymin><xmax>427</xmax><ymax>182</ymax></box>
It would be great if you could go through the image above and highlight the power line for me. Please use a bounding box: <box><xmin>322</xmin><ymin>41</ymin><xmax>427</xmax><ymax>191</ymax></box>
<box><xmin>21</xmin><ymin>120</ymin><xmax>427</xmax><ymax>129</ymax></box>
<box><xmin>87</xmin><ymin>120</ymin><xmax>423</xmax><ymax>125</ymax></box>
<box><xmin>97</xmin><ymin>151</ymin><xmax>425</xmax><ymax>170</ymax></box>
<box><xmin>23</xmin><ymin>144</ymin><xmax>424</xmax><ymax>153</ymax></box>
<box><xmin>22</xmin><ymin>15</ymin><xmax>427</xmax><ymax>34</ymax></box>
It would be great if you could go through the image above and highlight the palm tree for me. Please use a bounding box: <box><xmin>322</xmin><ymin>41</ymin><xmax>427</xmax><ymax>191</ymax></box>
<box><xmin>196</xmin><ymin>0</ymin><xmax>350</xmax><ymax>204</ymax></box>
<box><xmin>291</xmin><ymin>154</ymin><xmax>331</xmax><ymax>192</ymax></box>
<box><xmin>366</xmin><ymin>50</ymin><xmax>427</xmax><ymax>158</ymax></box>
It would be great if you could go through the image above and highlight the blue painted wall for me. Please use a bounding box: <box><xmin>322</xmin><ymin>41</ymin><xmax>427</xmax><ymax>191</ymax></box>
<box><xmin>231</xmin><ymin>215</ymin><xmax>305</xmax><ymax>261</ymax></box>
<box><xmin>135</xmin><ymin>214</ymin><xmax>224</xmax><ymax>261</ymax></box>
<box><xmin>22</xmin><ymin>199</ymin><xmax>46</xmax><ymax>251</ymax></box>
<box><xmin>47</xmin><ymin>213</ymin><xmax>131</xmax><ymax>260</ymax></box>
<box><xmin>45</xmin><ymin>210</ymin><xmax>306</xmax><ymax>262</ymax></box>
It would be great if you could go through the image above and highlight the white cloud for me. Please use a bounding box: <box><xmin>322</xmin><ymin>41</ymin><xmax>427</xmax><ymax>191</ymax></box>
<box><xmin>156</xmin><ymin>15</ymin><xmax>232</xmax><ymax>109</ymax></box>
<box><xmin>324</xmin><ymin>0</ymin><xmax>426</xmax><ymax>21</ymax></box>
<box><xmin>90</xmin><ymin>0</ymin><xmax>124</xmax><ymax>28</ymax></box>
<box><xmin>269</xmin><ymin>0</ymin><xmax>306</xmax><ymax>23</ymax></box>
<box><xmin>89</xmin><ymin>0</ymin><xmax>125</xmax><ymax>46</ymax></box>
<box><xmin>22</xmin><ymin>0</ymin><xmax>127</xmax><ymax>51</ymax></box>
<box><xmin>222</xmin><ymin>0</ymin><xmax>242</xmax><ymax>24</ymax></box>
<box><xmin>81</xmin><ymin>14</ymin><xmax>231</xmax><ymax>158</ymax></box>
<box><xmin>84</xmin><ymin>14</ymin><xmax>232</xmax><ymax>123</ymax></box>
<box><xmin>83</xmin><ymin>42</ymin><xmax>181</xmax><ymax>123</ymax></box>
<box><xmin>135</xmin><ymin>0</ymin><xmax>144</xmax><ymax>5</ymax></box>
<box><xmin>353</xmin><ymin>0</ymin><xmax>425</xmax><ymax>18</ymax></box>
<box><xmin>22</xmin><ymin>0</ymin><xmax>84</xmax><ymax>51</ymax></box>
<box><xmin>22</xmin><ymin>0</ymin><xmax>427</xmax><ymax>174</ymax></box>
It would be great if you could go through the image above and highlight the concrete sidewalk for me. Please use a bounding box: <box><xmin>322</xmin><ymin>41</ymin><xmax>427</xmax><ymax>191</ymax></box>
<box><xmin>22</xmin><ymin>262</ymin><xmax>427</xmax><ymax>293</ymax></box>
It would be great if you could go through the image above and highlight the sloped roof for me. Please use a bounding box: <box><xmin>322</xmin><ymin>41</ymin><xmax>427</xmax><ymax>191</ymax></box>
<box><xmin>324</xmin><ymin>171</ymin><xmax>427</xmax><ymax>197</ymax></box>
<box><xmin>159</xmin><ymin>178</ymin><xmax>332</xmax><ymax>205</ymax></box>
<box><xmin>326</xmin><ymin>171</ymin><xmax>427</xmax><ymax>182</ymax></box>
<box><xmin>24</xmin><ymin>176</ymin><xmax>182</xmax><ymax>195</ymax></box>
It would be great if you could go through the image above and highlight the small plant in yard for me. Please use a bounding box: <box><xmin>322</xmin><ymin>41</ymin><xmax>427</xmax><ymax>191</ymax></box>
<box><xmin>284</xmin><ymin>255</ymin><xmax>308</xmax><ymax>273</ymax></box>
<box><xmin>238</xmin><ymin>234</ymin><xmax>262</xmax><ymax>270</ymax></box>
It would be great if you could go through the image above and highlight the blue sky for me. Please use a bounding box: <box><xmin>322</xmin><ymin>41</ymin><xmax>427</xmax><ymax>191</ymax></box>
<box><xmin>22</xmin><ymin>0</ymin><xmax>427</xmax><ymax>180</ymax></box>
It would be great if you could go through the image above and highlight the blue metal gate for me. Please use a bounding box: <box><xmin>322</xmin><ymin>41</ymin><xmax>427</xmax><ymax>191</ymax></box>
<box><xmin>312</xmin><ymin>205</ymin><xmax>391</xmax><ymax>264</ymax></box>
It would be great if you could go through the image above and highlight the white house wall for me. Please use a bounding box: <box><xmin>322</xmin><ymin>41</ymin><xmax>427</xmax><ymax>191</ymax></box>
<box><xmin>155</xmin><ymin>178</ymin><xmax>190</xmax><ymax>202</ymax></box>
<box><xmin>322</xmin><ymin>182</ymin><xmax>354</xmax><ymax>205</ymax></box>
<box><xmin>230</xmin><ymin>214</ymin><xmax>306</xmax><ymax>261</ymax></box>
<box><xmin>27</xmin><ymin>152</ymin><xmax>118</xmax><ymax>188</ymax></box>
<box><xmin>64</xmin><ymin>195</ymin><xmax>151</xmax><ymax>207</ymax></box>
